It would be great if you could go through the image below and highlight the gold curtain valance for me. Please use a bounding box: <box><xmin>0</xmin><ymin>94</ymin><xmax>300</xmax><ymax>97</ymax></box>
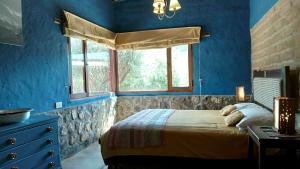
<box><xmin>63</xmin><ymin>11</ymin><xmax>116</xmax><ymax>49</ymax></box>
<box><xmin>116</xmin><ymin>27</ymin><xmax>201</xmax><ymax>50</ymax></box>
<box><xmin>62</xmin><ymin>11</ymin><xmax>201</xmax><ymax>50</ymax></box>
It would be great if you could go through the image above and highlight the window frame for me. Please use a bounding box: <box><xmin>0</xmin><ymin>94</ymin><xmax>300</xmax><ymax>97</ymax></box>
<box><xmin>115</xmin><ymin>44</ymin><xmax>194</xmax><ymax>93</ymax></box>
<box><xmin>68</xmin><ymin>38</ymin><xmax>114</xmax><ymax>100</ymax></box>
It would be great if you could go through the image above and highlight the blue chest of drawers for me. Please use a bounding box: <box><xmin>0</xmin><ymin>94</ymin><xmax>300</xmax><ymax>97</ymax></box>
<box><xmin>0</xmin><ymin>115</ymin><xmax>61</xmax><ymax>169</ymax></box>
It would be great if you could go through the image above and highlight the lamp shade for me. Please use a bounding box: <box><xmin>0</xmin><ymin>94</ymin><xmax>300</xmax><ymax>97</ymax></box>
<box><xmin>169</xmin><ymin>0</ymin><xmax>181</xmax><ymax>11</ymax></box>
<box><xmin>153</xmin><ymin>7</ymin><xmax>164</xmax><ymax>14</ymax></box>
<box><xmin>236</xmin><ymin>86</ymin><xmax>245</xmax><ymax>102</ymax></box>
<box><xmin>153</xmin><ymin>0</ymin><xmax>166</xmax><ymax>8</ymax></box>
<box><xmin>273</xmin><ymin>97</ymin><xmax>296</xmax><ymax>134</ymax></box>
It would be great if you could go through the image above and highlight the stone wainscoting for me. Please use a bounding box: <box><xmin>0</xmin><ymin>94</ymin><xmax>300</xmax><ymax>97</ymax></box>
<box><xmin>43</xmin><ymin>97</ymin><xmax>117</xmax><ymax>159</ymax></box>
<box><xmin>116</xmin><ymin>95</ymin><xmax>250</xmax><ymax>122</ymax></box>
<box><xmin>42</xmin><ymin>95</ymin><xmax>252</xmax><ymax>159</ymax></box>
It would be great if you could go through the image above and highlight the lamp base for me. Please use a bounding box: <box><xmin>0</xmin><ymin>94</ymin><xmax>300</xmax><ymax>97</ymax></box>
<box><xmin>275</xmin><ymin>127</ymin><xmax>296</xmax><ymax>135</ymax></box>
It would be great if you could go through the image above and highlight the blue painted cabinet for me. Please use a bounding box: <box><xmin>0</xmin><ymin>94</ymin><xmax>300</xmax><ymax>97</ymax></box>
<box><xmin>0</xmin><ymin>115</ymin><xmax>61</xmax><ymax>169</ymax></box>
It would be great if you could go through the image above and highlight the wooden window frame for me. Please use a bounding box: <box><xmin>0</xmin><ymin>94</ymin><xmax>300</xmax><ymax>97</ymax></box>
<box><xmin>68</xmin><ymin>38</ymin><xmax>114</xmax><ymax>100</ymax></box>
<box><xmin>116</xmin><ymin>44</ymin><xmax>193</xmax><ymax>93</ymax></box>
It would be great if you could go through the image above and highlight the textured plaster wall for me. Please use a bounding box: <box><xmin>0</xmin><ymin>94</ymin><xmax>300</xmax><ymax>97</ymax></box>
<box><xmin>114</xmin><ymin>0</ymin><xmax>252</xmax><ymax>96</ymax></box>
<box><xmin>0</xmin><ymin>0</ymin><xmax>252</xmax><ymax>112</ymax></box>
<box><xmin>0</xmin><ymin>0</ymin><xmax>254</xmax><ymax>160</ymax></box>
<box><xmin>0</xmin><ymin>0</ymin><xmax>114</xmax><ymax>113</ymax></box>
<box><xmin>250</xmin><ymin>0</ymin><xmax>278</xmax><ymax>28</ymax></box>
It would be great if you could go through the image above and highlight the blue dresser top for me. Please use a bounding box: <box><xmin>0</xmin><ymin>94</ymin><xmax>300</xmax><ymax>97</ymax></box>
<box><xmin>0</xmin><ymin>114</ymin><xmax>58</xmax><ymax>135</ymax></box>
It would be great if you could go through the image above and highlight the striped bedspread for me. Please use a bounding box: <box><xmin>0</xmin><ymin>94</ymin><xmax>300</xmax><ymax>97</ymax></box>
<box><xmin>108</xmin><ymin>109</ymin><xmax>175</xmax><ymax>149</ymax></box>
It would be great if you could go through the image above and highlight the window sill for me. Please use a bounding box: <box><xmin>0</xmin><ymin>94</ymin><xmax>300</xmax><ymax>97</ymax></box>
<box><xmin>70</xmin><ymin>92</ymin><xmax>115</xmax><ymax>101</ymax></box>
<box><xmin>116</xmin><ymin>91</ymin><xmax>193</xmax><ymax>97</ymax></box>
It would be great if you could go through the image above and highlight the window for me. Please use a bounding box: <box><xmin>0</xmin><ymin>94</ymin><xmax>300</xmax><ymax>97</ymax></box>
<box><xmin>117</xmin><ymin>48</ymin><xmax>168</xmax><ymax>91</ymax></box>
<box><xmin>70</xmin><ymin>38</ymin><xmax>85</xmax><ymax>94</ymax></box>
<box><xmin>171</xmin><ymin>45</ymin><xmax>190</xmax><ymax>88</ymax></box>
<box><xmin>69</xmin><ymin>37</ymin><xmax>111</xmax><ymax>99</ymax></box>
<box><xmin>86</xmin><ymin>41</ymin><xmax>110</xmax><ymax>93</ymax></box>
<box><xmin>117</xmin><ymin>44</ymin><xmax>193</xmax><ymax>92</ymax></box>
<box><xmin>69</xmin><ymin>39</ymin><xmax>193</xmax><ymax>97</ymax></box>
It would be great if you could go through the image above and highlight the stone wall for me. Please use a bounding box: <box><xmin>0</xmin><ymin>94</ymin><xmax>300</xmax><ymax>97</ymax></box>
<box><xmin>41</xmin><ymin>95</ymin><xmax>254</xmax><ymax>159</ymax></box>
<box><xmin>116</xmin><ymin>95</ymin><xmax>250</xmax><ymax>122</ymax></box>
<box><xmin>44</xmin><ymin>97</ymin><xmax>117</xmax><ymax>159</ymax></box>
<box><xmin>251</xmin><ymin>0</ymin><xmax>300</xmax><ymax>108</ymax></box>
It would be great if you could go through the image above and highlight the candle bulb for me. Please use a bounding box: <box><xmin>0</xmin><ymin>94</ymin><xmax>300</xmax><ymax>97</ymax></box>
<box><xmin>236</xmin><ymin>86</ymin><xmax>245</xmax><ymax>102</ymax></box>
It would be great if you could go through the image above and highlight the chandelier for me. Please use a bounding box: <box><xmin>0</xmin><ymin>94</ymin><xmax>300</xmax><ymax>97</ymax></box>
<box><xmin>153</xmin><ymin>0</ymin><xmax>181</xmax><ymax>20</ymax></box>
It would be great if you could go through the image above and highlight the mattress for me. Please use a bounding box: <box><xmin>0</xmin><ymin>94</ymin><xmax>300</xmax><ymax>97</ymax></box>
<box><xmin>100</xmin><ymin>110</ymin><xmax>248</xmax><ymax>160</ymax></box>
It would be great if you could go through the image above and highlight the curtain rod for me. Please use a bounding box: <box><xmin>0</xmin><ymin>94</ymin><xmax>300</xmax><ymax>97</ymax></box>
<box><xmin>54</xmin><ymin>18</ymin><xmax>62</xmax><ymax>25</ymax></box>
<box><xmin>54</xmin><ymin>17</ymin><xmax>211</xmax><ymax>38</ymax></box>
<box><xmin>201</xmin><ymin>31</ymin><xmax>211</xmax><ymax>38</ymax></box>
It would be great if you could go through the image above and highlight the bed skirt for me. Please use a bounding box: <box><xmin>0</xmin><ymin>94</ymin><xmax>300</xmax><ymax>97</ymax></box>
<box><xmin>105</xmin><ymin>156</ymin><xmax>254</xmax><ymax>169</ymax></box>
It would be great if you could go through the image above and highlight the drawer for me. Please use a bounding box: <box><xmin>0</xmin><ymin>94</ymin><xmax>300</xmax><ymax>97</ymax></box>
<box><xmin>0</xmin><ymin>134</ymin><xmax>58</xmax><ymax>167</ymax></box>
<box><xmin>33</xmin><ymin>156</ymin><xmax>61</xmax><ymax>169</ymax></box>
<box><xmin>1</xmin><ymin>145</ymin><xmax>60</xmax><ymax>169</ymax></box>
<box><xmin>0</xmin><ymin>122</ymin><xmax>58</xmax><ymax>152</ymax></box>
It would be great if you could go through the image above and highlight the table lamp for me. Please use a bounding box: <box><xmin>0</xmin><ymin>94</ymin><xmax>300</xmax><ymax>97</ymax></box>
<box><xmin>273</xmin><ymin>97</ymin><xmax>296</xmax><ymax>134</ymax></box>
<box><xmin>236</xmin><ymin>86</ymin><xmax>245</xmax><ymax>102</ymax></box>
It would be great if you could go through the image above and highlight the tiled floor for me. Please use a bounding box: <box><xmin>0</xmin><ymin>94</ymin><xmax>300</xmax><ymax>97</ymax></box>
<box><xmin>62</xmin><ymin>142</ymin><xmax>107</xmax><ymax>169</ymax></box>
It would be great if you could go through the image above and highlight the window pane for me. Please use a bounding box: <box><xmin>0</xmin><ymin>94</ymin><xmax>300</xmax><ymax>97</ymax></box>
<box><xmin>171</xmin><ymin>45</ymin><xmax>189</xmax><ymax>87</ymax></box>
<box><xmin>70</xmin><ymin>38</ymin><xmax>85</xmax><ymax>93</ymax></box>
<box><xmin>118</xmin><ymin>49</ymin><xmax>167</xmax><ymax>91</ymax></box>
<box><xmin>86</xmin><ymin>41</ymin><xmax>110</xmax><ymax>93</ymax></box>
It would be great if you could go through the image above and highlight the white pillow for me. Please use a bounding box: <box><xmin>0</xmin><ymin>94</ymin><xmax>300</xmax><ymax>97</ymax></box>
<box><xmin>236</xmin><ymin>104</ymin><xmax>273</xmax><ymax>132</ymax></box>
<box><xmin>234</xmin><ymin>102</ymin><xmax>261</xmax><ymax>110</ymax></box>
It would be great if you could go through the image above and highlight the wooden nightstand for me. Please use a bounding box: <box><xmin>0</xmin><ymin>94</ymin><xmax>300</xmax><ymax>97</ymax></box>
<box><xmin>247</xmin><ymin>125</ymin><xmax>300</xmax><ymax>169</ymax></box>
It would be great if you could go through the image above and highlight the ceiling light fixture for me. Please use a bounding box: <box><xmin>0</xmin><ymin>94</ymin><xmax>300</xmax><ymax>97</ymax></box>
<box><xmin>153</xmin><ymin>0</ymin><xmax>181</xmax><ymax>20</ymax></box>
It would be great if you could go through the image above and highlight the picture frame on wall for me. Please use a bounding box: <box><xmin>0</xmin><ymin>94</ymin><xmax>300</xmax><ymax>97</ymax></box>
<box><xmin>0</xmin><ymin>0</ymin><xmax>23</xmax><ymax>46</ymax></box>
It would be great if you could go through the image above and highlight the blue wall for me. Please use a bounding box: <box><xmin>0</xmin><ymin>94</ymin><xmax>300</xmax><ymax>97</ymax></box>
<box><xmin>114</xmin><ymin>0</ymin><xmax>251</xmax><ymax>96</ymax></box>
<box><xmin>0</xmin><ymin>0</ymin><xmax>114</xmax><ymax>113</ymax></box>
<box><xmin>0</xmin><ymin>0</ymin><xmax>252</xmax><ymax>113</ymax></box>
<box><xmin>250</xmin><ymin>0</ymin><xmax>278</xmax><ymax>28</ymax></box>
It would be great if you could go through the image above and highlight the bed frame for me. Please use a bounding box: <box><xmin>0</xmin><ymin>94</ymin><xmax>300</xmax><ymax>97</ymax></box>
<box><xmin>105</xmin><ymin>66</ymin><xmax>291</xmax><ymax>169</ymax></box>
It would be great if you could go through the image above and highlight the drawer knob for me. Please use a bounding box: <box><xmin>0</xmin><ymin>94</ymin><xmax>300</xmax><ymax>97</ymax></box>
<box><xmin>8</xmin><ymin>152</ymin><xmax>17</xmax><ymax>160</ymax></box>
<box><xmin>7</xmin><ymin>138</ymin><xmax>17</xmax><ymax>145</ymax></box>
<box><xmin>47</xmin><ymin>139</ymin><xmax>53</xmax><ymax>145</ymax></box>
<box><xmin>48</xmin><ymin>162</ymin><xmax>56</xmax><ymax>168</ymax></box>
<box><xmin>48</xmin><ymin>151</ymin><xmax>55</xmax><ymax>157</ymax></box>
<box><xmin>11</xmin><ymin>167</ymin><xmax>19</xmax><ymax>169</ymax></box>
<box><xmin>47</xmin><ymin>127</ymin><xmax>54</xmax><ymax>133</ymax></box>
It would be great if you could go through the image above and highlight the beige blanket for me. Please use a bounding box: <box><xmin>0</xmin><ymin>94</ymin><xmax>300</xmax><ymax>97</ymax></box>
<box><xmin>100</xmin><ymin>110</ymin><xmax>248</xmax><ymax>160</ymax></box>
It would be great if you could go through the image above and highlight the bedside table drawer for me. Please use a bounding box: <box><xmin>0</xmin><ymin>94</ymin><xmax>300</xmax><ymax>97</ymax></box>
<box><xmin>0</xmin><ymin>134</ymin><xmax>58</xmax><ymax>167</ymax></box>
<box><xmin>0</xmin><ymin>122</ymin><xmax>57</xmax><ymax>152</ymax></box>
<box><xmin>1</xmin><ymin>145</ymin><xmax>60</xmax><ymax>169</ymax></box>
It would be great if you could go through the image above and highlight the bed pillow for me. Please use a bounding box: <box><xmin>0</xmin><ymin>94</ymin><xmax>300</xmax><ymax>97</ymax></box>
<box><xmin>224</xmin><ymin>110</ymin><xmax>244</xmax><ymax>126</ymax></box>
<box><xmin>234</xmin><ymin>102</ymin><xmax>261</xmax><ymax>110</ymax></box>
<box><xmin>236</xmin><ymin>104</ymin><xmax>273</xmax><ymax>132</ymax></box>
<box><xmin>220</xmin><ymin>105</ymin><xmax>237</xmax><ymax>116</ymax></box>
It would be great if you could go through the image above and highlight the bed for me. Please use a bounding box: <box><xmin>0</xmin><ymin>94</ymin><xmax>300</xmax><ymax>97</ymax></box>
<box><xmin>99</xmin><ymin>66</ymin><xmax>290</xmax><ymax>169</ymax></box>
